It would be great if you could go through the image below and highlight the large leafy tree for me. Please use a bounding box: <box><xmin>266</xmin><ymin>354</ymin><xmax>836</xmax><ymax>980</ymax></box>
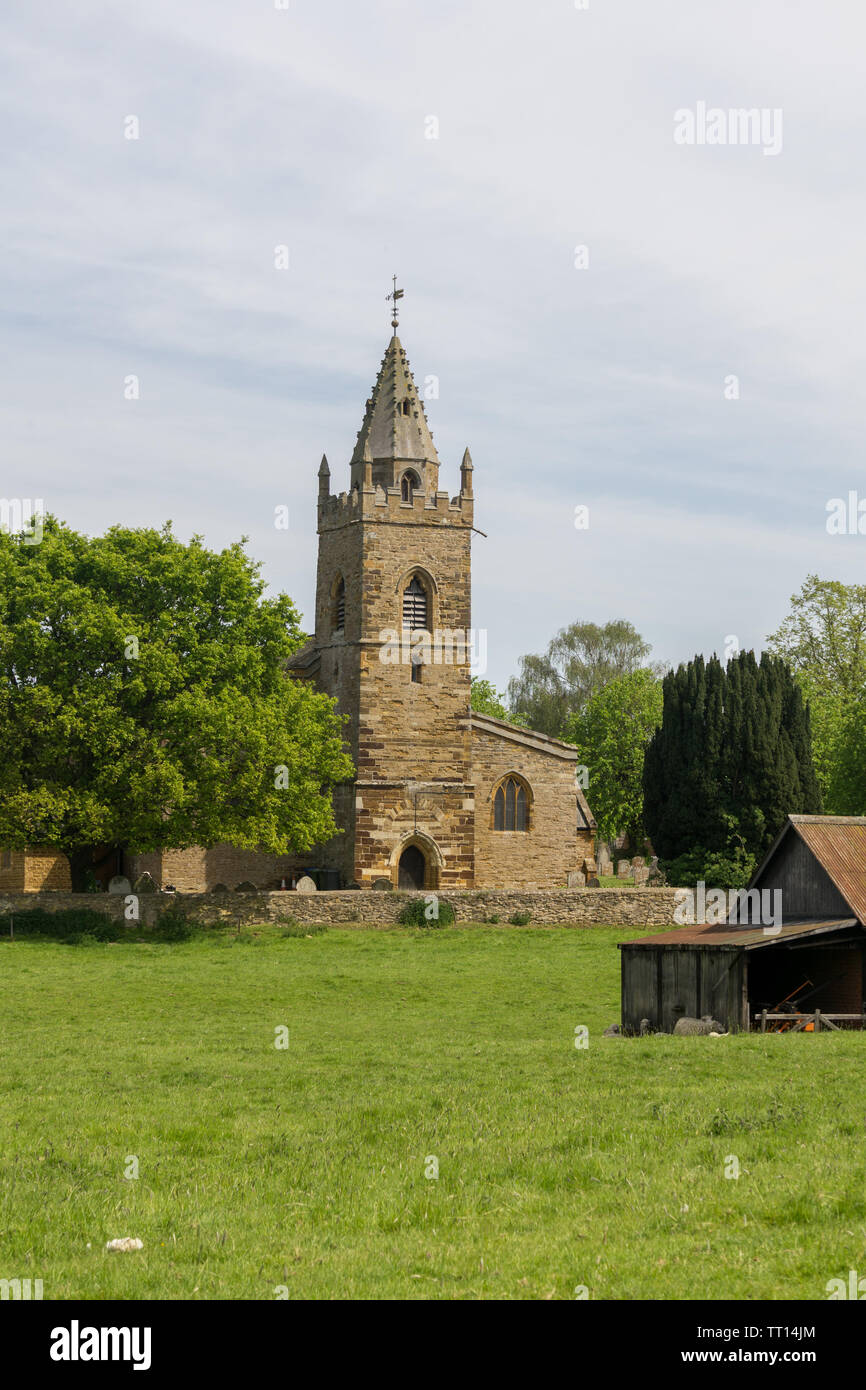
<box><xmin>766</xmin><ymin>575</ymin><xmax>866</xmax><ymax>813</ymax></box>
<box><xmin>643</xmin><ymin>650</ymin><xmax>821</xmax><ymax>863</ymax></box>
<box><xmin>507</xmin><ymin>619</ymin><xmax>664</xmax><ymax>736</ymax></box>
<box><xmin>0</xmin><ymin>518</ymin><xmax>353</xmax><ymax>888</ymax></box>
<box><xmin>565</xmin><ymin>669</ymin><xmax>662</xmax><ymax>848</ymax></box>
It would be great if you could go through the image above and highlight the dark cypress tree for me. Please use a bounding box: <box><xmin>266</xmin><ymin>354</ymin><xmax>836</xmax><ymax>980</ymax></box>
<box><xmin>643</xmin><ymin>649</ymin><xmax>822</xmax><ymax>863</ymax></box>
<box><xmin>782</xmin><ymin>659</ymin><xmax>822</xmax><ymax>814</ymax></box>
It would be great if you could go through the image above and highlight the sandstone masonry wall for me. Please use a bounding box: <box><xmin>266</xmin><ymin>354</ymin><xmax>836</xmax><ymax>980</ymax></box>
<box><xmin>0</xmin><ymin>886</ymin><xmax>681</xmax><ymax>928</ymax></box>
<box><xmin>0</xmin><ymin>849</ymin><xmax>71</xmax><ymax>892</ymax></box>
<box><xmin>124</xmin><ymin>846</ymin><xmax>302</xmax><ymax>893</ymax></box>
<box><xmin>471</xmin><ymin>724</ymin><xmax>593</xmax><ymax>889</ymax></box>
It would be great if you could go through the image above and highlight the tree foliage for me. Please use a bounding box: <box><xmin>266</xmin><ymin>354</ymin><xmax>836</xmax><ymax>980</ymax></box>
<box><xmin>766</xmin><ymin>575</ymin><xmax>866</xmax><ymax>813</ymax></box>
<box><xmin>0</xmin><ymin>518</ymin><xmax>353</xmax><ymax>887</ymax></box>
<box><xmin>469</xmin><ymin>678</ymin><xmax>527</xmax><ymax>725</ymax></box>
<box><xmin>643</xmin><ymin>650</ymin><xmax>821</xmax><ymax>863</ymax></box>
<box><xmin>565</xmin><ymin>669</ymin><xmax>662</xmax><ymax>847</ymax></box>
<box><xmin>507</xmin><ymin>619</ymin><xmax>664</xmax><ymax>736</ymax></box>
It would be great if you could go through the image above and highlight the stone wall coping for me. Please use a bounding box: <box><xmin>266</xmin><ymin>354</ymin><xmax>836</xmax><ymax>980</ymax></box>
<box><xmin>470</xmin><ymin>712</ymin><xmax>580</xmax><ymax>759</ymax></box>
<box><xmin>0</xmin><ymin>886</ymin><xmax>681</xmax><ymax>928</ymax></box>
<box><xmin>1</xmin><ymin>887</ymin><xmax>676</xmax><ymax>902</ymax></box>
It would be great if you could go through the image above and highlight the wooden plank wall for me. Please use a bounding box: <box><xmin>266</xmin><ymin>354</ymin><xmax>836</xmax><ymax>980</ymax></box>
<box><xmin>755</xmin><ymin>832</ymin><xmax>850</xmax><ymax>919</ymax></box>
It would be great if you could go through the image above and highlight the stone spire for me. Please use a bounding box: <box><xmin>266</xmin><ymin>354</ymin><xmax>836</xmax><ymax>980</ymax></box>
<box><xmin>350</xmin><ymin>335</ymin><xmax>440</xmax><ymax>493</ymax></box>
<box><xmin>460</xmin><ymin>446</ymin><xmax>473</xmax><ymax>496</ymax></box>
<box><xmin>318</xmin><ymin>453</ymin><xmax>330</xmax><ymax>499</ymax></box>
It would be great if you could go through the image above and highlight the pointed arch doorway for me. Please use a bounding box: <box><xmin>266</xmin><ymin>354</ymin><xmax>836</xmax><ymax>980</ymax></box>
<box><xmin>390</xmin><ymin>831</ymin><xmax>443</xmax><ymax>890</ymax></box>
<box><xmin>398</xmin><ymin>844</ymin><xmax>426</xmax><ymax>889</ymax></box>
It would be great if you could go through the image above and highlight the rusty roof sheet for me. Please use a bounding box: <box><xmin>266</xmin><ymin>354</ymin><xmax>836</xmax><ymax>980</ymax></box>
<box><xmin>785</xmin><ymin>817</ymin><xmax>866</xmax><ymax>923</ymax></box>
<box><xmin>618</xmin><ymin>918</ymin><xmax>859</xmax><ymax>951</ymax></box>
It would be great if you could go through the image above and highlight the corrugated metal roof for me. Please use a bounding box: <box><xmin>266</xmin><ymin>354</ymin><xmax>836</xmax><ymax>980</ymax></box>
<box><xmin>788</xmin><ymin>818</ymin><xmax>866</xmax><ymax>924</ymax></box>
<box><xmin>618</xmin><ymin>918</ymin><xmax>859</xmax><ymax>951</ymax></box>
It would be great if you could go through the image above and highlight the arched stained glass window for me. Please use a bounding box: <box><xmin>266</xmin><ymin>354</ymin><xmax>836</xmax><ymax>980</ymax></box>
<box><xmin>492</xmin><ymin>777</ymin><xmax>530</xmax><ymax>831</ymax></box>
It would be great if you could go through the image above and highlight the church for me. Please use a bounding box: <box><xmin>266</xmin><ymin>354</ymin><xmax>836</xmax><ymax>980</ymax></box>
<box><xmin>280</xmin><ymin>322</ymin><xmax>597</xmax><ymax>891</ymax></box>
<box><xmin>2</xmin><ymin>312</ymin><xmax>596</xmax><ymax>895</ymax></box>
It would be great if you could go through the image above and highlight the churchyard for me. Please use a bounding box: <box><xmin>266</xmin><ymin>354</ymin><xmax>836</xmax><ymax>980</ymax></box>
<box><xmin>2</xmin><ymin>922</ymin><xmax>863</xmax><ymax>1301</ymax></box>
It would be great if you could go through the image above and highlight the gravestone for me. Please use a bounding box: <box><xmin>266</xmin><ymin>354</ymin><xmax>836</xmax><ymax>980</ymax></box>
<box><xmin>632</xmin><ymin>865</ymin><xmax>650</xmax><ymax>886</ymax></box>
<box><xmin>107</xmin><ymin>875</ymin><xmax>132</xmax><ymax>896</ymax></box>
<box><xmin>294</xmin><ymin>875</ymin><xmax>317</xmax><ymax>893</ymax></box>
<box><xmin>371</xmin><ymin>877</ymin><xmax>393</xmax><ymax>891</ymax></box>
<box><xmin>617</xmin><ymin>860</ymin><xmax>631</xmax><ymax>879</ymax></box>
<box><xmin>132</xmin><ymin>872</ymin><xmax>156</xmax><ymax>894</ymax></box>
<box><xmin>235</xmin><ymin>880</ymin><xmax>258</xmax><ymax>893</ymax></box>
<box><xmin>566</xmin><ymin>869</ymin><xmax>586</xmax><ymax>888</ymax></box>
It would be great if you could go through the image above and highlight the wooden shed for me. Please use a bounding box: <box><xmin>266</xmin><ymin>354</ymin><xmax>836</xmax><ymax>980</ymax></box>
<box><xmin>619</xmin><ymin>815</ymin><xmax>866</xmax><ymax>1033</ymax></box>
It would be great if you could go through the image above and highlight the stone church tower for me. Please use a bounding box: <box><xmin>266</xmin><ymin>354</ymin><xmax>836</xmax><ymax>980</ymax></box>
<box><xmin>119</xmin><ymin>314</ymin><xmax>595</xmax><ymax>894</ymax></box>
<box><xmin>292</xmin><ymin>332</ymin><xmax>477</xmax><ymax>888</ymax></box>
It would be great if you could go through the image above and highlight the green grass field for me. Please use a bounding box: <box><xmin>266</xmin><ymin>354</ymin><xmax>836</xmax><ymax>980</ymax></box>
<box><xmin>1</xmin><ymin>924</ymin><xmax>864</xmax><ymax>1300</ymax></box>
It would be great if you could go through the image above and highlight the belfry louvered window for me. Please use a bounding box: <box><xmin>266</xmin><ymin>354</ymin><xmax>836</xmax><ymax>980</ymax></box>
<box><xmin>402</xmin><ymin>576</ymin><xmax>428</xmax><ymax>631</ymax></box>
<box><xmin>493</xmin><ymin>777</ymin><xmax>529</xmax><ymax>831</ymax></box>
<box><xmin>333</xmin><ymin>577</ymin><xmax>345</xmax><ymax>632</ymax></box>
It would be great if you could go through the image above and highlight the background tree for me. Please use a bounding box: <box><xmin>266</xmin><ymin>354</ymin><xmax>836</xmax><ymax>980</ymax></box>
<box><xmin>470</xmin><ymin>678</ymin><xmax>527</xmax><ymax>725</ymax></box>
<box><xmin>643</xmin><ymin>650</ymin><xmax>821</xmax><ymax>871</ymax></box>
<box><xmin>0</xmin><ymin>518</ymin><xmax>353</xmax><ymax>888</ymax></box>
<box><xmin>507</xmin><ymin>619</ymin><xmax>664</xmax><ymax>736</ymax></box>
<box><xmin>766</xmin><ymin>575</ymin><xmax>866</xmax><ymax>813</ymax></box>
<box><xmin>565</xmin><ymin>668</ymin><xmax>662</xmax><ymax>849</ymax></box>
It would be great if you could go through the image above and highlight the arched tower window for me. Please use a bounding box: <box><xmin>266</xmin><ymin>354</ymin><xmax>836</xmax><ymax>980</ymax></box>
<box><xmin>493</xmin><ymin>776</ymin><xmax>530</xmax><ymax>832</ymax></box>
<box><xmin>401</xmin><ymin>470</ymin><xmax>421</xmax><ymax>503</ymax></box>
<box><xmin>402</xmin><ymin>575</ymin><xmax>428</xmax><ymax>632</ymax></box>
<box><xmin>401</xmin><ymin>398</ymin><xmax>411</xmax><ymax>416</ymax></box>
<box><xmin>332</xmin><ymin>576</ymin><xmax>345</xmax><ymax>633</ymax></box>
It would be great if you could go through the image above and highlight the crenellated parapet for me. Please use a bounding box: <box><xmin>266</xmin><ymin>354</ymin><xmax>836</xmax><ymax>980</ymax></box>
<box><xmin>318</xmin><ymin>475</ymin><xmax>473</xmax><ymax>531</ymax></box>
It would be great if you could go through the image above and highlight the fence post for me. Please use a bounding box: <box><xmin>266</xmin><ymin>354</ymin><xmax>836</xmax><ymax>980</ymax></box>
<box><xmin>815</xmin><ymin>1009</ymin><xmax>821</xmax><ymax>1033</ymax></box>
<box><xmin>761</xmin><ymin>1009</ymin><xmax>767</xmax><ymax>1033</ymax></box>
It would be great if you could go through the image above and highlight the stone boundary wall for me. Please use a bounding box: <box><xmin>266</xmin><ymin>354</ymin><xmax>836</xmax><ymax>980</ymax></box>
<box><xmin>0</xmin><ymin>887</ymin><xmax>681</xmax><ymax>928</ymax></box>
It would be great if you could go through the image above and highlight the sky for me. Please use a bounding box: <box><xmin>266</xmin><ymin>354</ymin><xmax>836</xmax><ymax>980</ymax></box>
<box><xmin>2</xmin><ymin>0</ymin><xmax>866</xmax><ymax>693</ymax></box>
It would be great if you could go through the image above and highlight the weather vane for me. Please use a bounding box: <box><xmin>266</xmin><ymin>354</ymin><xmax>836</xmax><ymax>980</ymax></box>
<box><xmin>386</xmin><ymin>274</ymin><xmax>404</xmax><ymax>332</ymax></box>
